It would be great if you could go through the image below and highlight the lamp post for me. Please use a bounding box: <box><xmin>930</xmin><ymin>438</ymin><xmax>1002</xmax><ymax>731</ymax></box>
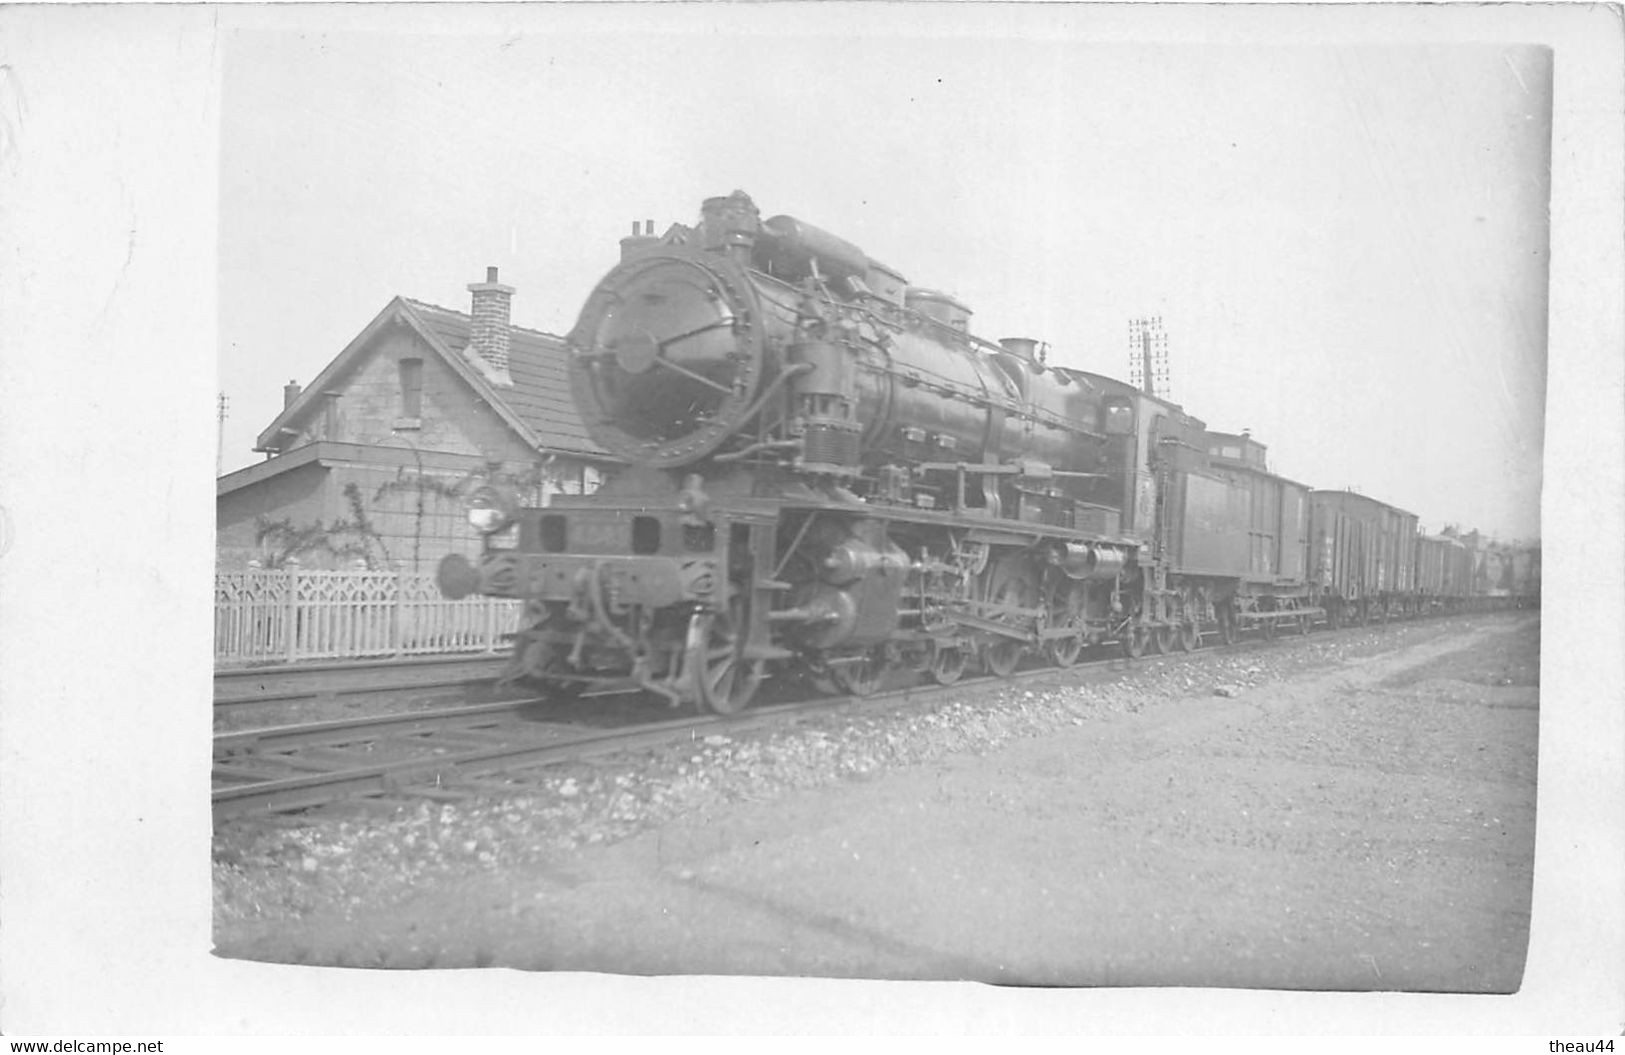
<box><xmin>392</xmin><ymin>430</ymin><xmax>425</xmax><ymax>573</ymax></box>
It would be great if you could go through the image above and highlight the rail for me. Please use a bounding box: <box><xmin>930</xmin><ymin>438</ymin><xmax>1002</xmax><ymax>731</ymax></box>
<box><xmin>214</xmin><ymin>653</ymin><xmax>512</xmax><ymax>707</ymax></box>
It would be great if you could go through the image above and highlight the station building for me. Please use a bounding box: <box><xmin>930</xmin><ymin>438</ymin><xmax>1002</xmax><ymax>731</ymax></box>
<box><xmin>216</xmin><ymin>269</ymin><xmax>611</xmax><ymax>571</ymax></box>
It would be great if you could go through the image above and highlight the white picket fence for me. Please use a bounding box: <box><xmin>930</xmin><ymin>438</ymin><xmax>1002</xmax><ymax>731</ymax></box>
<box><xmin>215</xmin><ymin>570</ymin><xmax>523</xmax><ymax>667</ymax></box>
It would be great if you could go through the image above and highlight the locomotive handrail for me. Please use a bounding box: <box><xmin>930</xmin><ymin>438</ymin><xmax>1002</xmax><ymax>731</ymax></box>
<box><xmin>713</xmin><ymin>439</ymin><xmax>801</xmax><ymax>464</ymax></box>
<box><xmin>710</xmin><ymin>362</ymin><xmax>815</xmax><ymax>462</ymax></box>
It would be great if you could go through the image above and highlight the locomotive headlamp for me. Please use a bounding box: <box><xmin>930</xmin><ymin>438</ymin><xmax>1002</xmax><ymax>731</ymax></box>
<box><xmin>464</xmin><ymin>484</ymin><xmax>517</xmax><ymax>534</ymax></box>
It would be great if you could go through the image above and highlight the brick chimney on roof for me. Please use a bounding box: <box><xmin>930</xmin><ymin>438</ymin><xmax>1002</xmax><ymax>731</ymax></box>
<box><xmin>467</xmin><ymin>266</ymin><xmax>514</xmax><ymax>385</ymax></box>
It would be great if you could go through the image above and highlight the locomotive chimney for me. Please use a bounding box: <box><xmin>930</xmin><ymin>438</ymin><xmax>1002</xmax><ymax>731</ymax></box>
<box><xmin>466</xmin><ymin>265</ymin><xmax>514</xmax><ymax>386</ymax></box>
<box><xmin>283</xmin><ymin>379</ymin><xmax>302</xmax><ymax>409</ymax></box>
<box><xmin>620</xmin><ymin>220</ymin><xmax>660</xmax><ymax>261</ymax></box>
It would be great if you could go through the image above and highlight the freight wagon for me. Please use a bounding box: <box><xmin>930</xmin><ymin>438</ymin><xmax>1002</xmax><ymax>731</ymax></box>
<box><xmin>1174</xmin><ymin>431</ymin><xmax>1315</xmax><ymax>640</ymax></box>
<box><xmin>1414</xmin><ymin>533</ymin><xmax>1474</xmax><ymax>612</ymax></box>
<box><xmin>1309</xmin><ymin>489</ymin><xmax>1420</xmax><ymax>625</ymax></box>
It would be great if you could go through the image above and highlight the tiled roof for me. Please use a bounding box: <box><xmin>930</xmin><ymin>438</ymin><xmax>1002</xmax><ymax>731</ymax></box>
<box><xmin>401</xmin><ymin>298</ymin><xmax>605</xmax><ymax>457</ymax></box>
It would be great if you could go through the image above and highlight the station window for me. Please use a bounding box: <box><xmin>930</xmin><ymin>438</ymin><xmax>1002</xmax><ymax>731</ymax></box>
<box><xmin>399</xmin><ymin>358</ymin><xmax>423</xmax><ymax>419</ymax></box>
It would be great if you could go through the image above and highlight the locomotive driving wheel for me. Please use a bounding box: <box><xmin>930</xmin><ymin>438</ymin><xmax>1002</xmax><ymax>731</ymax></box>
<box><xmin>1151</xmin><ymin>624</ymin><xmax>1174</xmax><ymax>655</ymax></box>
<box><xmin>984</xmin><ymin>558</ymin><xmax>1036</xmax><ymax>678</ymax></box>
<box><xmin>1178</xmin><ymin>619</ymin><xmax>1200</xmax><ymax>652</ymax></box>
<box><xmin>1044</xmin><ymin>580</ymin><xmax>1086</xmax><ymax>668</ymax></box>
<box><xmin>688</xmin><ymin>591</ymin><xmax>764</xmax><ymax>715</ymax></box>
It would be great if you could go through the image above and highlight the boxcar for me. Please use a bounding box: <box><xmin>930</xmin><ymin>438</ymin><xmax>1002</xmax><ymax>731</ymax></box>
<box><xmin>1309</xmin><ymin>490</ymin><xmax>1420</xmax><ymax>624</ymax></box>
<box><xmin>1162</xmin><ymin>434</ymin><xmax>1316</xmax><ymax>639</ymax></box>
<box><xmin>1172</xmin><ymin>460</ymin><xmax>1310</xmax><ymax>585</ymax></box>
<box><xmin>1415</xmin><ymin>533</ymin><xmax>1473</xmax><ymax>611</ymax></box>
<box><xmin>1507</xmin><ymin>545</ymin><xmax>1542</xmax><ymax>607</ymax></box>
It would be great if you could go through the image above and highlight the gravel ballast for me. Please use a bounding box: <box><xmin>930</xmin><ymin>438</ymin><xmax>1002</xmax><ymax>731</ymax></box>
<box><xmin>214</xmin><ymin>613</ymin><xmax>1537</xmax><ymax>988</ymax></box>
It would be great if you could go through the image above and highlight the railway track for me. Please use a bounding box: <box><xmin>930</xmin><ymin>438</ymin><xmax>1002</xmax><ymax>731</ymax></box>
<box><xmin>212</xmin><ymin>693</ymin><xmax>824</xmax><ymax>821</ymax></box>
<box><xmin>212</xmin><ymin>611</ymin><xmax>1513</xmax><ymax>822</ymax></box>
<box><xmin>214</xmin><ymin>653</ymin><xmax>511</xmax><ymax>708</ymax></box>
<box><xmin>211</xmin><ymin>629</ymin><xmax>1266</xmax><ymax>821</ymax></box>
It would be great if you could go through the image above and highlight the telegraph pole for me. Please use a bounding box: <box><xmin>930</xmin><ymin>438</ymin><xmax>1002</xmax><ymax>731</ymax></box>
<box><xmin>216</xmin><ymin>392</ymin><xmax>229</xmax><ymax>476</ymax></box>
<box><xmin>1127</xmin><ymin>317</ymin><xmax>1172</xmax><ymax>400</ymax></box>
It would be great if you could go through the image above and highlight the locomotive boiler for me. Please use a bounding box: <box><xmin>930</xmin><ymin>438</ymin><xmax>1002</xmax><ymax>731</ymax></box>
<box><xmin>439</xmin><ymin>190</ymin><xmax>1148</xmax><ymax>712</ymax></box>
<box><xmin>569</xmin><ymin>189</ymin><xmax>1109</xmax><ymax>490</ymax></box>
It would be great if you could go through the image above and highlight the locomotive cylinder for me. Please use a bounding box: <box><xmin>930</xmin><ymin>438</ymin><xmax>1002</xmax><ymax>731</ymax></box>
<box><xmin>792</xmin><ymin>520</ymin><xmax>910</xmax><ymax>648</ymax></box>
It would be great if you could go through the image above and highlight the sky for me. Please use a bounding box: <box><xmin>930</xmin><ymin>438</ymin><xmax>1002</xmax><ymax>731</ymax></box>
<box><xmin>219</xmin><ymin>7</ymin><xmax>1550</xmax><ymax>540</ymax></box>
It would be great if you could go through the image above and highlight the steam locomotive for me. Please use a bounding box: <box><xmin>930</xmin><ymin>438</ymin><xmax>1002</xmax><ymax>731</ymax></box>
<box><xmin>436</xmin><ymin>190</ymin><xmax>1537</xmax><ymax>713</ymax></box>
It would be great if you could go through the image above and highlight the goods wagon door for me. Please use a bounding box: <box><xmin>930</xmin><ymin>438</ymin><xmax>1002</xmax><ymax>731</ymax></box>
<box><xmin>1248</xmin><ymin>472</ymin><xmax>1282</xmax><ymax>578</ymax></box>
<box><xmin>1393</xmin><ymin>511</ymin><xmax>1419</xmax><ymax>592</ymax></box>
<box><xmin>1372</xmin><ymin>509</ymin><xmax>1390</xmax><ymax>592</ymax></box>
<box><xmin>1417</xmin><ymin>538</ymin><xmax>1443</xmax><ymax>595</ymax></box>
<box><xmin>1279</xmin><ymin>483</ymin><xmax>1308</xmax><ymax>582</ymax></box>
<box><xmin>1311</xmin><ymin>492</ymin><xmax>1364</xmax><ymax>599</ymax></box>
<box><xmin>1176</xmin><ymin>471</ymin><xmax>1251</xmax><ymax>576</ymax></box>
<box><xmin>1309</xmin><ymin>496</ymin><xmax>1332</xmax><ymax>587</ymax></box>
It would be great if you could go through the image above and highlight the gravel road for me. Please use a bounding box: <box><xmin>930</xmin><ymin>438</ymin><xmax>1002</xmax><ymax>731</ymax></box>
<box><xmin>215</xmin><ymin>613</ymin><xmax>1537</xmax><ymax>991</ymax></box>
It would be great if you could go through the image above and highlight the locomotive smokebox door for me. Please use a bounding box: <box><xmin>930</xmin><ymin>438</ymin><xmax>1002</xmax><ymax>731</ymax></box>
<box><xmin>568</xmin><ymin>251</ymin><xmax>767</xmax><ymax>468</ymax></box>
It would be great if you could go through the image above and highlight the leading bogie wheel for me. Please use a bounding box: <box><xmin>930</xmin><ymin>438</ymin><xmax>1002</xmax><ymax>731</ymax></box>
<box><xmin>805</xmin><ymin>668</ymin><xmax>841</xmax><ymax>696</ymax></box>
<box><xmin>1123</xmin><ymin>624</ymin><xmax>1147</xmax><ymax>660</ymax></box>
<box><xmin>1178</xmin><ymin>620</ymin><xmax>1200</xmax><ymax>652</ymax></box>
<box><xmin>833</xmin><ymin>648</ymin><xmax>886</xmax><ymax>697</ymax></box>
<box><xmin>985</xmin><ymin>638</ymin><xmax>1023</xmax><ymax>678</ymax></box>
<box><xmin>930</xmin><ymin>644</ymin><xmax>966</xmax><ymax>685</ymax></box>
<box><xmin>1047</xmin><ymin>633</ymin><xmax>1084</xmax><ymax>668</ymax></box>
<box><xmin>1151</xmin><ymin>624</ymin><xmax>1173</xmax><ymax>655</ymax></box>
<box><xmin>513</xmin><ymin>636</ymin><xmax>587</xmax><ymax>703</ymax></box>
